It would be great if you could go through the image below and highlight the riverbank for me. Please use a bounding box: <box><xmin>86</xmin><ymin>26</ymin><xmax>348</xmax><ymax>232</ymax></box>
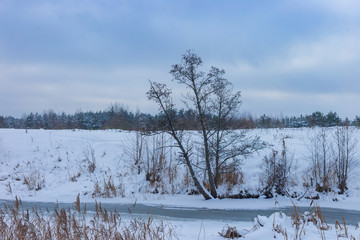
<box><xmin>1</xmin><ymin>128</ymin><xmax>360</xmax><ymax>213</ymax></box>
<box><xmin>1</xmin><ymin>196</ymin><xmax>360</xmax><ymax>240</ymax></box>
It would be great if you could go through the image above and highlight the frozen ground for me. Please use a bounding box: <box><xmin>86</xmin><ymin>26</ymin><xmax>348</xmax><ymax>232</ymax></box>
<box><xmin>1</xmin><ymin>128</ymin><xmax>360</xmax><ymax>206</ymax></box>
<box><xmin>1</xmin><ymin>128</ymin><xmax>360</xmax><ymax>239</ymax></box>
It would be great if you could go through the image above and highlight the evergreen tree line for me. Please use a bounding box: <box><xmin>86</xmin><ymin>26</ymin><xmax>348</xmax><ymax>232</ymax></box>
<box><xmin>0</xmin><ymin>107</ymin><xmax>359</xmax><ymax>130</ymax></box>
<box><xmin>256</xmin><ymin>111</ymin><xmax>359</xmax><ymax>128</ymax></box>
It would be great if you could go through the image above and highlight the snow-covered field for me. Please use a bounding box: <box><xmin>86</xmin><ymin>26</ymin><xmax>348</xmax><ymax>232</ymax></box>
<box><xmin>1</xmin><ymin>128</ymin><xmax>360</xmax><ymax>239</ymax></box>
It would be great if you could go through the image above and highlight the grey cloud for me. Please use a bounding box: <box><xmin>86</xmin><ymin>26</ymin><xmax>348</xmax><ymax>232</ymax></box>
<box><xmin>1</xmin><ymin>0</ymin><xmax>360</xmax><ymax>118</ymax></box>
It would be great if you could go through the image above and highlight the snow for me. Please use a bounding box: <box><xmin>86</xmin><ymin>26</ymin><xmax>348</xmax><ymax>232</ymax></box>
<box><xmin>173</xmin><ymin>211</ymin><xmax>360</xmax><ymax>239</ymax></box>
<box><xmin>1</xmin><ymin>128</ymin><xmax>360</xmax><ymax>239</ymax></box>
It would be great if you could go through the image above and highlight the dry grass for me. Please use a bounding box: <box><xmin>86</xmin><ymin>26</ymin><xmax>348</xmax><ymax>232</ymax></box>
<box><xmin>92</xmin><ymin>176</ymin><xmax>126</xmax><ymax>198</ymax></box>
<box><xmin>217</xmin><ymin>170</ymin><xmax>244</xmax><ymax>189</ymax></box>
<box><xmin>0</xmin><ymin>195</ymin><xmax>178</xmax><ymax>240</ymax></box>
<box><xmin>219</xmin><ymin>225</ymin><xmax>242</xmax><ymax>238</ymax></box>
<box><xmin>288</xmin><ymin>201</ymin><xmax>359</xmax><ymax>240</ymax></box>
<box><xmin>241</xmin><ymin>201</ymin><xmax>360</xmax><ymax>240</ymax></box>
<box><xmin>6</xmin><ymin>182</ymin><xmax>12</xmax><ymax>195</ymax></box>
<box><xmin>335</xmin><ymin>218</ymin><xmax>348</xmax><ymax>238</ymax></box>
<box><xmin>23</xmin><ymin>171</ymin><xmax>45</xmax><ymax>191</ymax></box>
<box><xmin>83</xmin><ymin>144</ymin><xmax>96</xmax><ymax>173</ymax></box>
<box><xmin>69</xmin><ymin>172</ymin><xmax>81</xmax><ymax>182</ymax></box>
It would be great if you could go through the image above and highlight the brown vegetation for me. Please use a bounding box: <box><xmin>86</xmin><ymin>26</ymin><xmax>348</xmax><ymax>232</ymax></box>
<box><xmin>0</xmin><ymin>196</ymin><xmax>178</xmax><ymax>240</ymax></box>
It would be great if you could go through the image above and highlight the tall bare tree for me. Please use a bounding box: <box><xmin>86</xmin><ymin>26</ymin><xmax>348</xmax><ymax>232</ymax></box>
<box><xmin>147</xmin><ymin>50</ymin><xmax>264</xmax><ymax>199</ymax></box>
<box><xmin>147</xmin><ymin>81</ymin><xmax>213</xmax><ymax>199</ymax></box>
<box><xmin>169</xmin><ymin>51</ymin><xmax>219</xmax><ymax>197</ymax></box>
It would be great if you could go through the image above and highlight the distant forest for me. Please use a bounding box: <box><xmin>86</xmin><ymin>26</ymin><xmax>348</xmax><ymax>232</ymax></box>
<box><xmin>0</xmin><ymin>105</ymin><xmax>359</xmax><ymax>130</ymax></box>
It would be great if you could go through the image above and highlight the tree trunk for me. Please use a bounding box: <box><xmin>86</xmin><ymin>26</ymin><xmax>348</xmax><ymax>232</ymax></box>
<box><xmin>191</xmin><ymin>78</ymin><xmax>217</xmax><ymax>198</ymax></box>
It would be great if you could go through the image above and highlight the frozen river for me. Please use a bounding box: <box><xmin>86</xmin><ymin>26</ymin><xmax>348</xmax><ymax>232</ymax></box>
<box><xmin>1</xmin><ymin>199</ymin><xmax>359</xmax><ymax>225</ymax></box>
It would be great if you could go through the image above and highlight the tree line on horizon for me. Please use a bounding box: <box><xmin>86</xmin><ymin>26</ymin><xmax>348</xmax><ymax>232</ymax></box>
<box><xmin>0</xmin><ymin>106</ymin><xmax>359</xmax><ymax>130</ymax></box>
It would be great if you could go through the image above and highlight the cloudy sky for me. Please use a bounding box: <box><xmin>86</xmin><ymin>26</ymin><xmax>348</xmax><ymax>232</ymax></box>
<box><xmin>1</xmin><ymin>0</ymin><xmax>360</xmax><ymax>118</ymax></box>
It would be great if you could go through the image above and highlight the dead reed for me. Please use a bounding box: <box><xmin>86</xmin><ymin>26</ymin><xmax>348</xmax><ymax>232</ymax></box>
<box><xmin>290</xmin><ymin>201</ymin><xmax>357</xmax><ymax>240</ymax></box>
<box><xmin>0</xmin><ymin>195</ymin><xmax>178</xmax><ymax>240</ymax></box>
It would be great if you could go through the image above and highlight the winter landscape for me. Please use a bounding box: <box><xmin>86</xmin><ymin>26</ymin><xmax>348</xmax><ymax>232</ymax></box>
<box><xmin>2</xmin><ymin>1</ymin><xmax>360</xmax><ymax>239</ymax></box>
<box><xmin>1</xmin><ymin>126</ymin><xmax>360</xmax><ymax>239</ymax></box>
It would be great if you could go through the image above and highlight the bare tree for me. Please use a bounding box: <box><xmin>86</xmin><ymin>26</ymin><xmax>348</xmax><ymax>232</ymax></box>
<box><xmin>122</xmin><ymin>131</ymin><xmax>144</xmax><ymax>175</ymax></box>
<box><xmin>147</xmin><ymin>50</ymin><xmax>264</xmax><ymax>199</ymax></box>
<box><xmin>147</xmin><ymin>81</ymin><xmax>213</xmax><ymax>199</ymax></box>
<box><xmin>334</xmin><ymin>125</ymin><xmax>357</xmax><ymax>194</ymax></box>
<box><xmin>169</xmin><ymin>51</ymin><xmax>218</xmax><ymax>197</ymax></box>
<box><xmin>307</xmin><ymin>128</ymin><xmax>334</xmax><ymax>192</ymax></box>
<box><xmin>208</xmin><ymin>67</ymin><xmax>266</xmax><ymax>187</ymax></box>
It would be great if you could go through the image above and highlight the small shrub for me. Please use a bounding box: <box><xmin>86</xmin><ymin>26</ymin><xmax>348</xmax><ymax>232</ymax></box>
<box><xmin>118</xmin><ymin>182</ymin><xmax>126</xmax><ymax>197</ymax></box>
<box><xmin>69</xmin><ymin>172</ymin><xmax>81</xmax><ymax>182</ymax></box>
<box><xmin>261</xmin><ymin>139</ymin><xmax>293</xmax><ymax>196</ymax></box>
<box><xmin>92</xmin><ymin>181</ymin><xmax>101</xmax><ymax>197</ymax></box>
<box><xmin>23</xmin><ymin>171</ymin><xmax>45</xmax><ymax>191</ymax></box>
<box><xmin>83</xmin><ymin>144</ymin><xmax>96</xmax><ymax>173</ymax></box>
<box><xmin>6</xmin><ymin>182</ymin><xmax>12</xmax><ymax>194</ymax></box>
<box><xmin>103</xmin><ymin>176</ymin><xmax>117</xmax><ymax>198</ymax></box>
<box><xmin>219</xmin><ymin>225</ymin><xmax>242</xmax><ymax>238</ymax></box>
<box><xmin>92</xmin><ymin>176</ymin><xmax>125</xmax><ymax>198</ymax></box>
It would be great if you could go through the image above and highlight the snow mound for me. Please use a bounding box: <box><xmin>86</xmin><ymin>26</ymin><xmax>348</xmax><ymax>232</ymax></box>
<box><xmin>245</xmin><ymin>211</ymin><xmax>360</xmax><ymax>240</ymax></box>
